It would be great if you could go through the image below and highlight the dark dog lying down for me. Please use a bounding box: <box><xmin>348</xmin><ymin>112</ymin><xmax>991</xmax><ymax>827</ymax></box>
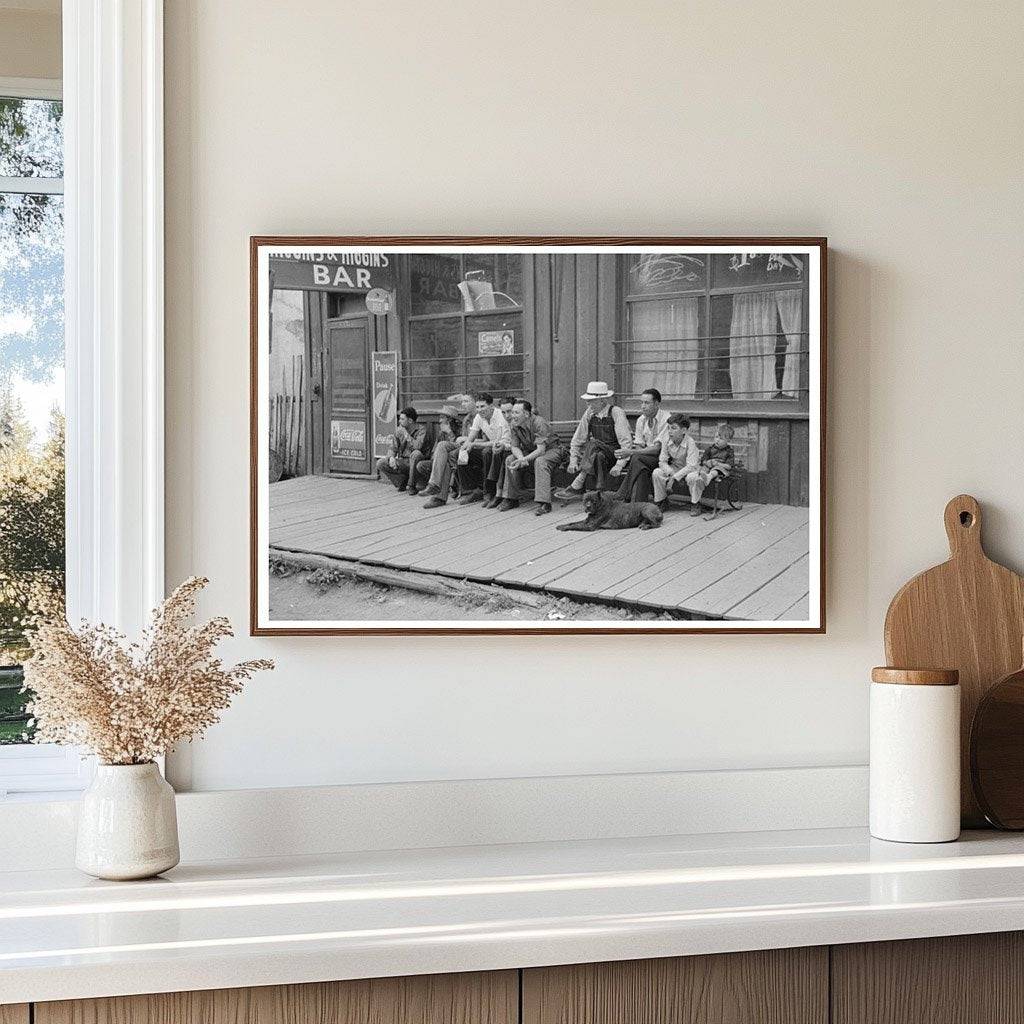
<box><xmin>556</xmin><ymin>490</ymin><xmax>663</xmax><ymax>532</ymax></box>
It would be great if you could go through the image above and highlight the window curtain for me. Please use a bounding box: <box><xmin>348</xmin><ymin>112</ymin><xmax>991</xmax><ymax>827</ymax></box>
<box><xmin>629</xmin><ymin>297</ymin><xmax>700</xmax><ymax>398</ymax></box>
<box><xmin>775</xmin><ymin>289</ymin><xmax>802</xmax><ymax>396</ymax></box>
<box><xmin>729</xmin><ymin>292</ymin><xmax>779</xmax><ymax>399</ymax></box>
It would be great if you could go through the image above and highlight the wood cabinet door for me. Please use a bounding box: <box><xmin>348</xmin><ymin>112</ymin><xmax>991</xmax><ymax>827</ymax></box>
<box><xmin>35</xmin><ymin>971</ymin><xmax>517</xmax><ymax>1024</ymax></box>
<box><xmin>0</xmin><ymin>1006</ymin><xmax>29</xmax><ymax>1024</ymax></box>
<box><xmin>522</xmin><ymin>948</ymin><xmax>828</xmax><ymax>1024</ymax></box>
<box><xmin>832</xmin><ymin>932</ymin><xmax>1024</xmax><ymax>1024</ymax></box>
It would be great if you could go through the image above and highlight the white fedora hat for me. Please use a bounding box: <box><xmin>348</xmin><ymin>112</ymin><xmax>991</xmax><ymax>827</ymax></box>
<box><xmin>580</xmin><ymin>381</ymin><xmax>614</xmax><ymax>400</ymax></box>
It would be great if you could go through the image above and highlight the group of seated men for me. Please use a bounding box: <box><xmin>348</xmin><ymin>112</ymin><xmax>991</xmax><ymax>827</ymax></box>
<box><xmin>375</xmin><ymin>382</ymin><xmax>735</xmax><ymax>518</ymax></box>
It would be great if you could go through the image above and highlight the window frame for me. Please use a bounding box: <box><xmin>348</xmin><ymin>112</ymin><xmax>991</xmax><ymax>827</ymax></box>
<box><xmin>618</xmin><ymin>254</ymin><xmax>811</xmax><ymax>418</ymax></box>
<box><xmin>0</xmin><ymin>76</ymin><xmax>64</xmax><ymax>194</ymax></box>
<box><xmin>400</xmin><ymin>253</ymin><xmax>528</xmax><ymax>404</ymax></box>
<box><xmin>0</xmin><ymin>0</ymin><xmax>166</xmax><ymax>799</ymax></box>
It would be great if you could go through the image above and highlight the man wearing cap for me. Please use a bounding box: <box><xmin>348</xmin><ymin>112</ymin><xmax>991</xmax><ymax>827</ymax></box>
<box><xmin>420</xmin><ymin>394</ymin><xmax>475</xmax><ymax>508</ymax></box>
<box><xmin>554</xmin><ymin>381</ymin><xmax>632</xmax><ymax>499</ymax></box>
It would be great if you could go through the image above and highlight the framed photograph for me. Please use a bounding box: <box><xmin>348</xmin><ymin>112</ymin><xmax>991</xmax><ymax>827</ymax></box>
<box><xmin>250</xmin><ymin>237</ymin><xmax>826</xmax><ymax>635</ymax></box>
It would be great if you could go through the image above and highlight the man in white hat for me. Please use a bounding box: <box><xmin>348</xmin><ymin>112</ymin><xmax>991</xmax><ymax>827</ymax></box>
<box><xmin>553</xmin><ymin>381</ymin><xmax>632</xmax><ymax>499</ymax></box>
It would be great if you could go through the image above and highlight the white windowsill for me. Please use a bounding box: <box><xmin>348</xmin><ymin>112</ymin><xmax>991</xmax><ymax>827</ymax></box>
<box><xmin>0</xmin><ymin>744</ymin><xmax>94</xmax><ymax>798</ymax></box>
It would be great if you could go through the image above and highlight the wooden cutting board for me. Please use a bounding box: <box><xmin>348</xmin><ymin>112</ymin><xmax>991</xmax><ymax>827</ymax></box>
<box><xmin>884</xmin><ymin>494</ymin><xmax>1024</xmax><ymax>826</ymax></box>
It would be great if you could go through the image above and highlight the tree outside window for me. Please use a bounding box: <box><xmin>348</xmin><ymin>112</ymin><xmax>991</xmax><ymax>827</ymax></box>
<box><xmin>0</xmin><ymin>95</ymin><xmax>65</xmax><ymax>744</ymax></box>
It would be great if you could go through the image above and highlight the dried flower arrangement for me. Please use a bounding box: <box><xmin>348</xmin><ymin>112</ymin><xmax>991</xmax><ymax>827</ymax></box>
<box><xmin>22</xmin><ymin>576</ymin><xmax>273</xmax><ymax>765</ymax></box>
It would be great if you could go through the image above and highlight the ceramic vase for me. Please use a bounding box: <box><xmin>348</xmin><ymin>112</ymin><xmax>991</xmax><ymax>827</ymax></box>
<box><xmin>76</xmin><ymin>762</ymin><xmax>180</xmax><ymax>880</ymax></box>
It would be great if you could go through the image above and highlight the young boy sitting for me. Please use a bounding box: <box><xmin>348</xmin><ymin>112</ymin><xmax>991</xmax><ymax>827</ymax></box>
<box><xmin>685</xmin><ymin>422</ymin><xmax>736</xmax><ymax>515</ymax></box>
<box><xmin>651</xmin><ymin>413</ymin><xmax>700</xmax><ymax>510</ymax></box>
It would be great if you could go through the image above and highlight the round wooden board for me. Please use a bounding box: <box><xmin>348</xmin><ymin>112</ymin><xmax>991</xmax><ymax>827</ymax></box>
<box><xmin>884</xmin><ymin>495</ymin><xmax>1024</xmax><ymax>826</ymax></box>
<box><xmin>970</xmin><ymin>663</ymin><xmax>1024</xmax><ymax>829</ymax></box>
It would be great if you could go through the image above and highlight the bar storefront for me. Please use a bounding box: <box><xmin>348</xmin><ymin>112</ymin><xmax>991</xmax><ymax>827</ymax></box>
<box><xmin>268</xmin><ymin>250</ymin><xmax>812</xmax><ymax>506</ymax></box>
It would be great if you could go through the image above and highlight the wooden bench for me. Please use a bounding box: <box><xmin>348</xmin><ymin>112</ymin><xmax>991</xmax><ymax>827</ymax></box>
<box><xmin>667</xmin><ymin>459</ymin><xmax>744</xmax><ymax>518</ymax></box>
<box><xmin>543</xmin><ymin>421</ymin><xmax>745</xmax><ymax>518</ymax></box>
<box><xmin>424</xmin><ymin>412</ymin><xmax>746</xmax><ymax>516</ymax></box>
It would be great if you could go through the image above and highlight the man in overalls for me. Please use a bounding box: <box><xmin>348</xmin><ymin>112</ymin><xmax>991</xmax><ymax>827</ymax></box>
<box><xmin>554</xmin><ymin>381</ymin><xmax>633</xmax><ymax>500</ymax></box>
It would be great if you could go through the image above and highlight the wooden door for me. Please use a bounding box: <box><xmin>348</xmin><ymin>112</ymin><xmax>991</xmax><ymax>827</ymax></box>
<box><xmin>0</xmin><ymin>1006</ymin><xmax>29</xmax><ymax>1024</ymax></box>
<box><xmin>523</xmin><ymin>949</ymin><xmax>828</xmax><ymax>1024</ymax></box>
<box><xmin>325</xmin><ymin>316</ymin><xmax>373</xmax><ymax>475</ymax></box>
<box><xmin>35</xmin><ymin>972</ymin><xmax>517</xmax><ymax>1024</ymax></box>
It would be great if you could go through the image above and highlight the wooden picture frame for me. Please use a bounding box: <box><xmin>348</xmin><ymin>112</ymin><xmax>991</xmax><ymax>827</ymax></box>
<box><xmin>250</xmin><ymin>237</ymin><xmax>827</xmax><ymax>635</ymax></box>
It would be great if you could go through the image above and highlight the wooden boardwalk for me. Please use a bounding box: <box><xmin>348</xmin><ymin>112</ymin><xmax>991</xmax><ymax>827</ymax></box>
<box><xmin>268</xmin><ymin>476</ymin><xmax>811</xmax><ymax>621</ymax></box>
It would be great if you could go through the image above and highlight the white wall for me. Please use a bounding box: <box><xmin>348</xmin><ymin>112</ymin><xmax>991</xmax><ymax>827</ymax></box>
<box><xmin>164</xmin><ymin>0</ymin><xmax>1024</xmax><ymax>792</ymax></box>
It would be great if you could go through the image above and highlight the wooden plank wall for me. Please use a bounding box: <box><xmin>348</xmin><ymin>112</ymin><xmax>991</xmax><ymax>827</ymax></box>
<box><xmin>529</xmin><ymin>254</ymin><xmax>616</xmax><ymax>426</ymax></box>
<box><xmin>690</xmin><ymin>416</ymin><xmax>809</xmax><ymax>507</ymax></box>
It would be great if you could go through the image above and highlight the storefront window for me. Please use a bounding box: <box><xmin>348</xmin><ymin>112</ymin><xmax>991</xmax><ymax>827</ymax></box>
<box><xmin>711</xmin><ymin>252</ymin><xmax>806</xmax><ymax>288</ymax></box>
<box><xmin>618</xmin><ymin>253</ymin><xmax>807</xmax><ymax>406</ymax></box>
<box><xmin>711</xmin><ymin>290</ymin><xmax>803</xmax><ymax>400</ymax></box>
<box><xmin>408</xmin><ymin>317</ymin><xmax>461</xmax><ymax>400</ymax></box>
<box><xmin>462</xmin><ymin>253</ymin><xmax>522</xmax><ymax>308</ymax></box>
<box><xmin>627</xmin><ymin>298</ymin><xmax>704</xmax><ymax>399</ymax></box>
<box><xmin>409</xmin><ymin>254</ymin><xmax>462</xmax><ymax>315</ymax></box>
<box><xmin>404</xmin><ymin>254</ymin><xmax>526</xmax><ymax>404</ymax></box>
<box><xmin>628</xmin><ymin>253</ymin><xmax>706</xmax><ymax>295</ymax></box>
<box><xmin>465</xmin><ymin>313</ymin><xmax>523</xmax><ymax>398</ymax></box>
<box><xmin>708</xmin><ymin>294</ymin><xmax>736</xmax><ymax>398</ymax></box>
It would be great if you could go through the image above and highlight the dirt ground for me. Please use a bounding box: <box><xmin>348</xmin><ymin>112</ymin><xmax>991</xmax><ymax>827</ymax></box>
<box><xmin>268</xmin><ymin>558</ymin><xmax>678</xmax><ymax>623</ymax></box>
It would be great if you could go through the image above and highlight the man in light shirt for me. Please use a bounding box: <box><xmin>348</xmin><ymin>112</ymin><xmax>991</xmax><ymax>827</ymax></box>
<box><xmin>610</xmin><ymin>387</ymin><xmax>671</xmax><ymax>503</ymax></box>
<box><xmin>456</xmin><ymin>392</ymin><xmax>512</xmax><ymax>506</ymax></box>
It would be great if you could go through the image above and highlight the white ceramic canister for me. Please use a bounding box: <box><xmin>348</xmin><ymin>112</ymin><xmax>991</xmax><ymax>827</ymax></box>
<box><xmin>76</xmin><ymin>762</ymin><xmax>180</xmax><ymax>880</ymax></box>
<box><xmin>869</xmin><ymin>667</ymin><xmax>961</xmax><ymax>843</ymax></box>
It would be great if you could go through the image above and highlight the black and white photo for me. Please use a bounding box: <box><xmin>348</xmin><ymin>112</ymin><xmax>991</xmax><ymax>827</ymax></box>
<box><xmin>251</xmin><ymin>239</ymin><xmax>825</xmax><ymax>634</ymax></box>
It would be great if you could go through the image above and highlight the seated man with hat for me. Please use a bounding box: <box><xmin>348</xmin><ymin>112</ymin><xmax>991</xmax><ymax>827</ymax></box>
<box><xmin>420</xmin><ymin>394</ymin><xmax>475</xmax><ymax>508</ymax></box>
<box><xmin>553</xmin><ymin>381</ymin><xmax>632</xmax><ymax>500</ymax></box>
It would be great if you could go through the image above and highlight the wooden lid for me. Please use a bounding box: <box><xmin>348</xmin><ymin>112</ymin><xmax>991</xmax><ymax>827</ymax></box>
<box><xmin>871</xmin><ymin>667</ymin><xmax>960</xmax><ymax>686</ymax></box>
